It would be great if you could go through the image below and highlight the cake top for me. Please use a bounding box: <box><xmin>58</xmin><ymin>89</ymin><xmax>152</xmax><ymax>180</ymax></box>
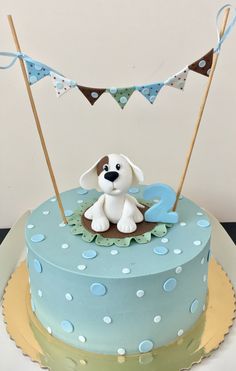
<box><xmin>26</xmin><ymin>186</ymin><xmax>211</xmax><ymax>279</ymax></box>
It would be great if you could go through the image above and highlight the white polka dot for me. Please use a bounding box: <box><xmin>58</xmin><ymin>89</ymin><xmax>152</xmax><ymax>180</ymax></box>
<box><xmin>207</xmin><ymin>68</ymin><xmax>211</xmax><ymax>76</ymax></box>
<box><xmin>50</xmin><ymin>198</ymin><xmax>56</xmax><ymax>202</ymax></box>
<box><xmin>161</xmin><ymin>237</ymin><xmax>169</xmax><ymax>243</ymax></box>
<box><xmin>201</xmin><ymin>257</ymin><xmax>205</xmax><ymax>265</ymax></box>
<box><xmin>153</xmin><ymin>199</ymin><xmax>159</xmax><ymax>203</ymax></box>
<box><xmin>174</xmin><ymin>249</ymin><xmax>182</xmax><ymax>255</ymax></box>
<box><xmin>111</xmin><ymin>249</ymin><xmax>119</xmax><ymax>255</ymax></box>
<box><xmin>59</xmin><ymin>222</ymin><xmax>66</xmax><ymax>227</ymax></box>
<box><xmin>154</xmin><ymin>315</ymin><xmax>161</xmax><ymax>323</ymax></box>
<box><xmin>142</xmin><ymin>87</ymin><xmax>149</xmax><ymax>95</ymax></box>
<box><xmin>79</xmin><ymin>335</ymin><xmax>86</xmax><ymax>343</ymax></box>
<box><xmin>203</xmin><ymin>304</ymin><xmax>206</xmax><ymax>311</ymax></box>
<box><xmin>103</xmin><ymin>316</ymin><xmax>112</xmax><ymax>324</ymax></box>
<box><xmin>91</xmin><ymin>91</ymin><xmax>98</xmax><ymax>98</ymax></box>
<box><xmin>150</xmin><ymin>95</ymin><xmax>156</xmax><ymax>103</ymax></box>
<box><xmin>119</xmin><ymin>96</ymin><xmax>128</xmax><ymax>104</ymax></box>
<box><xmin>178</xmin><ymin>329</ymin><xmax>184</xmax><ymax>336</ymax></box>
<box><xmin>43</xmin><ymin>210</ymin><xmax>50</xmax><ymax>215</ymax></box>
<box><xmin>122</xmin><ymin>268</ymin><xmax>131</xmax><ymax>274</ymax></box>
<box><xmin>38</xmin><ymin>289</ymin><xmax>43</xmax><ymax>297</ymax></box>
<box><xmin>203</xmin><ymin>274</ymin><xmax>207</xmax><ymax>282</ymax></box>
<box><xmin>110</xmin><ymin>87</ymin><xmax>117</xmax><ymax>94</ymax></box>
<box><xmin>136</xmin><ymin>290</ymin><xmax>145</xmax><ymax>298</ymax></box>
<box><xmin>199</xmin><ymin>60</ymin><xmax>206</xmax><ymax>68</ymax></box>
<box><xmin>61</xmin><ymin>243</ymin><xmax>69</xmax><ymax>249</ymax></box>
<box><xmin>194</xmin><ymin>240</ymin><xmax>201</xmax><ymax>246</ymax></box>
<box><xmin>175</xmin><ymin>266</ymin><xmax>182</xmax><ymax>274</ymax></box>
<box><xmin>179</xmin><ymin>195</ymin><xmax>183</xmax><ymax>200</ymax></box>
<box><xmin>180</xmin><ymin>222</ymin><xmax>186</xmax><ymax>226</ymax></box>
<box><xmin>47</xmin><ymin>327</ymin><xmax>52</xmax><ymax>334</ymax></box>
<box><xmin>65</xmin><ymin>293</ymin><xmax>73</xmax><ymax>301</ymax></box>
<box><xmin>77</xmin><ymin>264</ymin><xmax>87</xmax><ymax>271</ymax></box>
<box><xmin>77</xmin><ymin>199</ymin><xmax>84</xmax><ymax>204</ymax></box>
<box><xmin>117</xmin><ymin>348</ymin><xmax>126</xmax><ymax>355</ymax></box>
<box><xmin>27</xmin><ymin>224</ymin><xmax>35</xmax><ymax>229</ymax></box>
<box><xmin>197</xmin><ymin>212</ymin><xmax>203</xmax><ymax>216</ymax></box>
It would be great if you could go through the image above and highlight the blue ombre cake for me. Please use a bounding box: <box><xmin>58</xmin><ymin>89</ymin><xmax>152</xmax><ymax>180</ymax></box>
<box><xmin>26</xmin><ymin>185</ymin><xmax>211</xmax><ymax>355</ymax></box>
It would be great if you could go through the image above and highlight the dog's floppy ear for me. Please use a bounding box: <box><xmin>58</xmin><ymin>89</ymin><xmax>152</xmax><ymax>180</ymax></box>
<box><xmin>80</xmin><ymin>155</ymin><xmax>109</xmax><ymax>191</ymax></box>
<box><xmin>120</xmin><ymin>154</ymin><xmax>144</xmax><ymax>185</ymax></box>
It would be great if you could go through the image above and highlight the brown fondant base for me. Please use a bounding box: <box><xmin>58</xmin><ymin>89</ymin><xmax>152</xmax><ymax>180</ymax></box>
<box><xmin>81</xmin><ymin>206</ymin><xmax>157</xmax><ymax>238</ymax></box>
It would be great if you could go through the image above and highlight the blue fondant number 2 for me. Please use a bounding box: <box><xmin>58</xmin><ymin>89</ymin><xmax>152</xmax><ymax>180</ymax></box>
<box><xmin>144</xmin><ymin>183</ymin><xmax>179</xmax><ymax>224</ymax></box>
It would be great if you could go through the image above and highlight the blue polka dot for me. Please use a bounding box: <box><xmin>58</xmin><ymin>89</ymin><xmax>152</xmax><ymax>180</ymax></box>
<box><xmin>82</xmin><ymin>249</ymin><xmax>97</xmax><ymax>259</ymax></box>
<box><xmin>190</xmin><ymin>299</ymin><xmax>199</xmax><ymax>313</ymax></box>
<box><xmin>153</xmin><ymin>246</ymin><xmax>169</xmax><ymax>255</ymax></box>
<box><xmin>31</xmin><ymin>234</ymin><xmax>45</xmax><ymax>243</ymax></box>
<box><xmin>77</xmin><ymin>188</ymin><xmax>88</xmax><ymax>195</ymax></box>
<box><xmin>61</xmin><ymin>320</ymin><xmax>74</xmax><ymax>333</ymax></box>
<box><xmin>197</xmin><ymin>219</ymin><xmax>210</xmax><ymax>228</ymax></box>
<box><xmin>29</xmin><ymin>75</ymin><xmax>37</xmax><ymax>84</ymax></box>
<box><xmin>129</xmin><ymin>187</ymin><xmax>139</xmax><ymax>194</ymax></box>
<box><xmin>34</xmin><ymin>259</ymin><xmax>42</xmax><ymax>273</ymax></box>
<box><xmin>90</xmin><ymin>283</ymin><xmax>107</xmax><ymax>296</ymax></box>
<box><xmin>34</xmin><ymin>64</ymin><xmax>42</xmax><ymax>71</ymax></box>
<box><xmin>110</xmin><ymin>87</ymin><xmax>117</xmax><ymax>94</ymax></box>
<box><xmin>138</xmin><ymin>340</ymin><xmax>154</xmax><ymax>353</ymax></box>
<box><xmin>163</xmin><ymin>278</ymin><xmax>177</xmax><ymax>292</ymax></box>
<box><xmin>56</xmin><ymin>82</ymin><xmax>64</xmax><ymax>90</ymax></box>
<box><xmin>65</xmin><ymin>210</ymin><xmax>74</xmax><ymax>217</ymax></box>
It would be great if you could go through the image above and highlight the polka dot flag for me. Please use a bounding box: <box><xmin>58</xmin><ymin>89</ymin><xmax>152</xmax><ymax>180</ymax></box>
<box><xmin>50</xmin><ymin>72</ymin><xmax>76</xmax><ymax>97</ymax></box>
<box><xmin>77</xmin><ymin>86</ymin><xmax>106</xmax><ymax>105</ymax></box>
<box><xmin>25</xmin><ymin>61</ymin><xmax>50</xmax><ymax>85</ymax></box>
<box><xmin>189</xmin><ymin>49</ymin><xmax>214</xmax><ymax>77</ymax></box>
<box><xmin>136</xmin><ymin>83</ymin><xmax>164</xmax><ymax>104</ymax></box>
<box><xmin>165</xmin><ymin>67</ymin><xmax>189</xmax><ymax>90</ymax></box>
<box><xmin>107</xmin><ymin>87</ymin><xmax>136</xmax><ymax>109</ymax></box>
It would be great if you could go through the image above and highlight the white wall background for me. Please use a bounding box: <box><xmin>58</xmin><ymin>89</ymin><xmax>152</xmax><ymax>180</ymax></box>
<box><xmin>0</xmin><ymin>0</ymin><xmax>236</xmax><ymax>227</ymax></box>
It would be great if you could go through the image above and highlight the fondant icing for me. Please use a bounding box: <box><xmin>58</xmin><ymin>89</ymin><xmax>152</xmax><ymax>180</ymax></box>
<box><xmin>26</xmin><ymin>185</ymin><xmax>211</xmax><ymax>355</ymax></box>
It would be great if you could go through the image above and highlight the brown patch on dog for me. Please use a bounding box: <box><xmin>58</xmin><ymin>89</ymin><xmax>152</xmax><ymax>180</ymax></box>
<box><xmin>97</xmin><ymin>156</ymin><xmax>109</xmax><ymax>176</ymax></box>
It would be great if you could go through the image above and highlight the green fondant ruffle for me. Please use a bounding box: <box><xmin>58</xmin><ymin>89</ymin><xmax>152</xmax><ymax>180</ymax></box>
<box><xmin>67</xmin><ymin>199</ymin><xmax>169</xmax><ymax>247</ymax></box>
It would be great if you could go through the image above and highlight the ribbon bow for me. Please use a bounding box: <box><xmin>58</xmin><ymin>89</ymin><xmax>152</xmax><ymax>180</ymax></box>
<box><xmin>214</xmin><ymin>4</ymin><xmax>236</xmax><ymax>53</ymax></box>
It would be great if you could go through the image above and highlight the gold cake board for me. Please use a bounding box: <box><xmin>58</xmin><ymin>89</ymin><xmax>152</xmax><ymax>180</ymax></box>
<box><xmin>2</xmin><ymin>258</ymin><xmax>236</xmax><ymax>371</ymax></box>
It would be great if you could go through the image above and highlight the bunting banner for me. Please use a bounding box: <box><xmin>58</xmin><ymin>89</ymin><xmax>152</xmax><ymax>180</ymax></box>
<box><xmin>0</xmin><ymin>4</ymin><xmax>235</xmax><ymax>109</ymax></box>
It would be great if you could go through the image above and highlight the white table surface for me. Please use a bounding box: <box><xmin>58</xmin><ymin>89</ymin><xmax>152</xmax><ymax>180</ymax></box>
<box><xmin>0</xmin><ymin>211</ymin><xmax>235</xmax><ymax>371</ymax></box>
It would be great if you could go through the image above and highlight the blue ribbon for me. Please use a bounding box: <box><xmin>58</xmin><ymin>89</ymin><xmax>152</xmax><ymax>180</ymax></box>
<box><xmin>0</xmin><ymin>51</ymin><xmax>25</xmax><ymax>69</ymax></box>
<box><xmin>214</xmin><ymin>4</ymin><xmax>236</xmax><ymax>53</ymax></box>
<box><xmin>0</xmin><ymin>51</ymin><xmax>63</xmax><ymax>76</ymax></box>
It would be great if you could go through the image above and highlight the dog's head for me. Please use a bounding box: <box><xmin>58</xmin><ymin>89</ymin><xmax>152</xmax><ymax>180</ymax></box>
<box><xmin>80</xmin><ymin>154</ymin><xmax>144</xmax><ymax>195</ymax></box>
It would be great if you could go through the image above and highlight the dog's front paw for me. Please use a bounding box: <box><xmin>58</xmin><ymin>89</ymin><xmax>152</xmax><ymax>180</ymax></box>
<box><xmin>91</xmin><ymin>217</ymin><xmax>110</xmax><ymax>232</ymax></box>
<box><xmin>117</xmin><ymin>218</ymin><xmax>137</xmax><ymax>234</ymax></box>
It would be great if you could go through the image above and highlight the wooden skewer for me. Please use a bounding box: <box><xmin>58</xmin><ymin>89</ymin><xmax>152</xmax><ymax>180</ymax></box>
<box><xmin>7</xmin><ymin>15</ymin><xmax>67</xmax><ymax>224</ymax></box>
<box><xmin>173</xmin><ymin>7</ymin><xmax>231</xmax><ymax>211</ymax></box>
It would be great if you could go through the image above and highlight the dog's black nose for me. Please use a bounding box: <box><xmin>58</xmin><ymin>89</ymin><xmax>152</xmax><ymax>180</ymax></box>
<box><xmin>104</xmin><ymin>171</ymin><xmax>119</xmax><ymax>182</ymax></box>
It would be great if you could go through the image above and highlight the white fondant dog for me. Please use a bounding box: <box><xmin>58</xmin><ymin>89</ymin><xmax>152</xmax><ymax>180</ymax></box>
<box><xmin>80</xmin><ymin>154</ymin><xmax>144</xmax><ymax>233</ymax></box>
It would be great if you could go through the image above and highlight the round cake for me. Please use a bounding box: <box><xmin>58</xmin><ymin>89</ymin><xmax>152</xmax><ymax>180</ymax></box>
<box><xmin>26</xmin><ymin>185</ymin><xmax>211</xmax><ymax>355</ymax></box>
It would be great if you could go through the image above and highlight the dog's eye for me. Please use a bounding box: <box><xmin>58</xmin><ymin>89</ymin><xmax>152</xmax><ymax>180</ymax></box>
<box><xmin>103</xmin><ymin>164</ymin><xmax>109</xmax><ymax>172</ymax></box>
<box><xmin>116</xmin><ymin>164</ymin><xmax>121</xmax><ymax>170</ymax></box>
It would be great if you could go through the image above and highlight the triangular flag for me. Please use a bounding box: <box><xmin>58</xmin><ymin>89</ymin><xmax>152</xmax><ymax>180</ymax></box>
<box><xmin>26</xmin><ymin>61</ymin><xmax>50</xmax><ymax>85</ymax></box>
<box><xmin>165</xmin><ymin>67</ymin><xmax>189</xmax><ymax>90</ymax></box>
<box><xmin>77</xmin><ymin>86</ymin><xmax>106</xmax><ymax>105</ymax></box>
<box><xmin>136</xmin><ymin>83</ymin><xmax>164</xmax><ymax>104</ymax></box>
<box><xmin>50</xmin><ymin>72</ymin><xmax>76</xmax><ymax>97</ymax></box>
<box><xmin>107</xmin><ymin>87</ymin><xmax>135</xmax><ymax>109</ymax></box>
<box><xmin>188</xmin><ymin>49</ymin><xmax>214</xmax><ymax>77</ymax></box>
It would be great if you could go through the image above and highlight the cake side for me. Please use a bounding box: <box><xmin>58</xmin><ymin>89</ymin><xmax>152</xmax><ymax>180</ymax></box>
<box><xmin>26</xmin><ymin>185</ymin><xmax>211</xmax><ymax>355</ymax></box>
